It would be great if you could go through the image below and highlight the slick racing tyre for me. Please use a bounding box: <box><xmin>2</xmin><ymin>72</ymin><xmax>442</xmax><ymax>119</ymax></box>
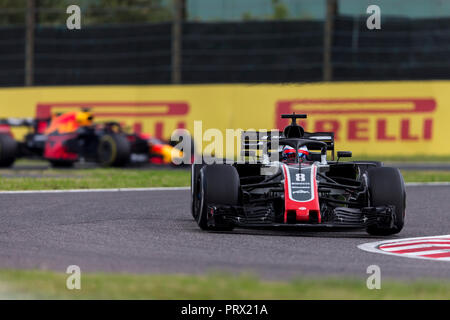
<box><xmin>191</xmin><ymin>163</ymin><xmax>204</xmax><ymax>218</ymax></box>
<box><xmin>0</xmin><ymin>134</ymin><xmax>17</xmax><ymax>167</ymax></box>
<box><xmin>366</xmin><ymin>167</ymin><xmax>406</xmax><ymax>235</ymax></box>
<box><xmin>97</xmin><ymin>133</ymin><xmax>131</xmax><ymax>167</ymax></box>
<box><xmin>194</xmin><ymin>164</ymin><xmax>240</xmax><ymax>231</ymax></box>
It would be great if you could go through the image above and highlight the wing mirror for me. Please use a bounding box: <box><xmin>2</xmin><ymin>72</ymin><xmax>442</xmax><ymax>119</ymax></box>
<box><xmin>337</xmin><ymin>151</ymin><xmax>352</xmax><ymax>162</ymax></box>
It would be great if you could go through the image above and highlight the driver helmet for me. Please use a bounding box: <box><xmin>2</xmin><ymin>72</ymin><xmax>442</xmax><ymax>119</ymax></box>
<box><xmin>75</xmin><ymin>110</ymin><xmax>94</xmax><ymax>127</ymax></box>
<box><xmin>282</xmin><ymin>145</ymin><xmax>309</xmax><ymax>162</ymax></box>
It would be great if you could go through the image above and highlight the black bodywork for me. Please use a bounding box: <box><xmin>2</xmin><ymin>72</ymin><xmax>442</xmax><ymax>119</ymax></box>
<box><xmin>192</xmin><ymin>113</ymin><xmax>405</xmax><ymax>235</ymax></box>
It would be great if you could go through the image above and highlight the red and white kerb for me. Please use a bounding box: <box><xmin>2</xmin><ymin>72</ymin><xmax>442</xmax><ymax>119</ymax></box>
<box><xmin>358</xmin><ymin>235</ymin><xmax>450</xmax><ymax>261</ymax></box>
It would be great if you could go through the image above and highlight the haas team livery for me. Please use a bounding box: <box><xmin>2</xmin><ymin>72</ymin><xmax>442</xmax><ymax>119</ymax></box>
<box><xmin>191</xmin><ymin>113</ymin><xmax>406</xmax><ymax>236</ymax></box>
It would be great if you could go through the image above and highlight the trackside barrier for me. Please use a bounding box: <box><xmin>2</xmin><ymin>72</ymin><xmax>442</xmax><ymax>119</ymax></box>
<box><xmin>0</xmin><ymin>81</ymin><xmax>449</xmax><ymax>157</ymax></box>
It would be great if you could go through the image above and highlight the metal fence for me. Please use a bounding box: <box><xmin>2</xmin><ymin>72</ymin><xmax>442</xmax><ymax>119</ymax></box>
<box><xmin>0</xmin><ymin>0</ymin><xmax>449</xmax><ymax>87</ymax></box>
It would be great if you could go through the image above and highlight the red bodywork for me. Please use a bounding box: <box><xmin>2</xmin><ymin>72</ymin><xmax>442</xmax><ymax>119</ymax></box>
<box><xmin>0</xmin><ymin>124</ymin><xmax>13</xmax><ymax>137</ymax></box>
<box><xmin>43</xmin><ymin>112</ymin><xmax>82</xmax><ymax>161</ymax></box>
<box><xmin>282</xmin><ymin>163</ymin><xmax>321</xmax><ymax>223</ymax></box>
<box><xmin>44</xmin><ymin>134</ymin><xmax>79</xmax><ymax>161</ymax></box>
<box><xmin>2</xmin><ymin>110</ymin><xmax>184</xmax><ymax>165</ymax></box>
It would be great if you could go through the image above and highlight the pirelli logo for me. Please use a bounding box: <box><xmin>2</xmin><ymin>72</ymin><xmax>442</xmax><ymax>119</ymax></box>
<box><xmin>276</xmin><ymin>98</ymin><xmax>437</xmax><ymax>141</ymax></box>
<box><xmin>35</xmin><ymin>101</ymin><xmax>190</xmax><ymax>139</ymax></box>
<box><xmin>34</xmin><ymin>97</ymin><xmax>438</xmax><ymax>143</ymax></box>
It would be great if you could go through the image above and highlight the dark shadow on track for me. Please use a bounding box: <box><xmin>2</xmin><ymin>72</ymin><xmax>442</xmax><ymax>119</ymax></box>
<box><xmin>189</xmin><ymin>223</ymin><xmax>399</xmax><ymax>240</ymax></box>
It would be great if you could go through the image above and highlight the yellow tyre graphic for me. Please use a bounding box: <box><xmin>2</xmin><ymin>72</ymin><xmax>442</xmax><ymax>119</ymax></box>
<box><xmin>97</xmin><ymin>134</ymin><xmax>131</xmax><ymax>167</ymax></box>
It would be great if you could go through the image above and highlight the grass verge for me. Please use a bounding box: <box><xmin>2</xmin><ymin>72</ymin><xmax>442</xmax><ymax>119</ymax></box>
<box><xmin>0</xmin><ymin>168</ymin><xmax>449</xmax><ymax>191</ymax></box>
<box><xmin>0</xmin><ymin>269</ymin><xmax>449</xmax><ymax>300</ymax></box>
<box><xmin>401</xmin><ymin>171</ymin><xmax>450</xmax><ymax>183</ymax></box>
<box><xmin>0</xmin><ymin>168</ymin><xmax>190</xmax><ymax>190</ymax></box>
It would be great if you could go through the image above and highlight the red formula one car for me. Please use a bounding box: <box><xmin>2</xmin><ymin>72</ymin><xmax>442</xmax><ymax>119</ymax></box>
<box><xmin>191</xmin><ymin>113</ymin><xmax>406</xmax><ymax>235</ymax></box>
<box><xmin>0</xmin><ymin>110</ymin><xmax>184</xmax><ymax>168</ymax></box>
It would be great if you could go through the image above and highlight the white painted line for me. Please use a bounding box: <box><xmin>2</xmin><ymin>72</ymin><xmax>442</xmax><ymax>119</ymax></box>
<box><xmin>0</xmin><ymin>187</ymin><xmax>190</xmax><ymax>194</ymax></box>
<box><xmin>0</xmin><ymin>182</ymin><xmax>446</xmax><ymax>195</ymax></box>
<box><xmin>358</xmin><ymin>235</ymin><xmax>450</xmax><ymax>262</ymax></box>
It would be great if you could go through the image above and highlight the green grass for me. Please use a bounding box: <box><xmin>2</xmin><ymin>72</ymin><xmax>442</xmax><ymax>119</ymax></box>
<box><xmin>0</xmin><ymin>168</ymin><xmax>190</xmax><ymax>190</ymax></box>
<box><xmin>14</xmin><ymin>159</ymin><xmax>49</xmax><ymax>166</ymax></box>
<box><xmin>0</xmin><ymin>269</ymin><xmax>449</xmax><ymax>300</ymax></box>
<box><xmin>0</xmin><ymin>158</ymin><xmax>449</xmax><ymax>191</ymax></box>
<box><xmin>401</xmin><ymin>171</ymin><xmax>450</xmax><ymax>183</ymax></box>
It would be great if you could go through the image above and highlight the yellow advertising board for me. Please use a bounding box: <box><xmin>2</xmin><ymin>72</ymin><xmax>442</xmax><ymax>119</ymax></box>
<box><xmin>0</xmin><ymin>81</ymin><xmax>449</xmax><ymax>156</ymax></box>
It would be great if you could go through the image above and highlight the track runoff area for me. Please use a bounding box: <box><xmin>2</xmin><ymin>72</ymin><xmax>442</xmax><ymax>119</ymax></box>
<box><xmin>0</xmin><ymin>183</ymin><xmax>448</xmax><ymax>265</ymax></box>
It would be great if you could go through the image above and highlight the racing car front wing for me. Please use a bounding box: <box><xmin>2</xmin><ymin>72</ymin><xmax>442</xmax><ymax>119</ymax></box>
<box><xmin>206</xmin><ymin>204</ymin><xmax>396</xmax><ymax>230</ymax></box>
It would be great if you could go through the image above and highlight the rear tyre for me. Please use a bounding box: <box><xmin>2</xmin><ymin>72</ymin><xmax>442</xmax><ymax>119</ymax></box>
<box><xmin>195</xmin><ymin>164</ymin><xmax>240</xmax><ymax>231</ymax></box>
<box><xmin>366</xmin><ymin>167</ymin><xmax>406</xmax><ymax>236</ymax></box>
<box><xmin>0</xmin><ymin>134</ymin><xmax>17</xmax><ymax>167</ymax></box>
<box><xmin>97</xmin><ymin>134</ymin><xmax>131</xmax><ymax>167</ymax></box>
<box><xmin>191</xmin><ymin>163</ymin><xmax>204</xmax><ymax>218</ymax></box>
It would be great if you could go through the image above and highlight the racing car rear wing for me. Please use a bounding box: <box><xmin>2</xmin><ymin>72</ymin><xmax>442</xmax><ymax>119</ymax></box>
<box><xmin>240</xmin><ymin>130</ymin><xmax>335</xmax><ymax>161</ymax></box>
<box><xmin>303</xmin><ymin>131</ymin><xmax>335</xmax><ymax>160</ymax></box>
<box><xmin>0</xmin><ymin>118</ymin><xmax>50</xmax><ymax>135</ymax></box>
<box><xmin>0</xmin><ymin>118</ymin><xmax>35</xmax><ymax>127</ymax></box>
<box><xmin>240</xmin><ymin>130</ymin><xmax>279</xmax><ymax>160</ymax></box>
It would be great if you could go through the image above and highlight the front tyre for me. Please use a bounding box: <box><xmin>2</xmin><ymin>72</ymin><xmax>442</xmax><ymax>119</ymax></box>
<box><xmin>191</xmin><ymin>163</ymin><xmax>204</xmax><ymax>218</ymax></box>
<box><xmin>194</xmin><ymin>164</ymin><xmax>240</xmax><ymax>231</ymax></box>
<box><xmin>97</xmin><ymin>134</ymin><xmax>131</xmax><ymax>167</ymax></box>
<box><xmin>0</xmin><ymin>134</ymin><xmax>17</xmax><ymax>167</ymax></box>
<box><xmin>366</xmin><ymin>167</ymin><xmax>406</xmax><ymax>236</ymax></box>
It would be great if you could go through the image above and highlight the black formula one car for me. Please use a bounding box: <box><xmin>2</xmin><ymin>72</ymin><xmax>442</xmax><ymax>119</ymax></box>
<box><xmin>191</xmin><ymin>113</ymin><xmax>406</xmax><ymax>235</ymax></box>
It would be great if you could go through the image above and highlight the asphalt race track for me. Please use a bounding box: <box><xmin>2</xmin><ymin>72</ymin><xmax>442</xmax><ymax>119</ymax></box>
<box><xmin>0</xmin><ymin>186</ymin><xmax>448</xmax><ymax>280</ymax></box>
